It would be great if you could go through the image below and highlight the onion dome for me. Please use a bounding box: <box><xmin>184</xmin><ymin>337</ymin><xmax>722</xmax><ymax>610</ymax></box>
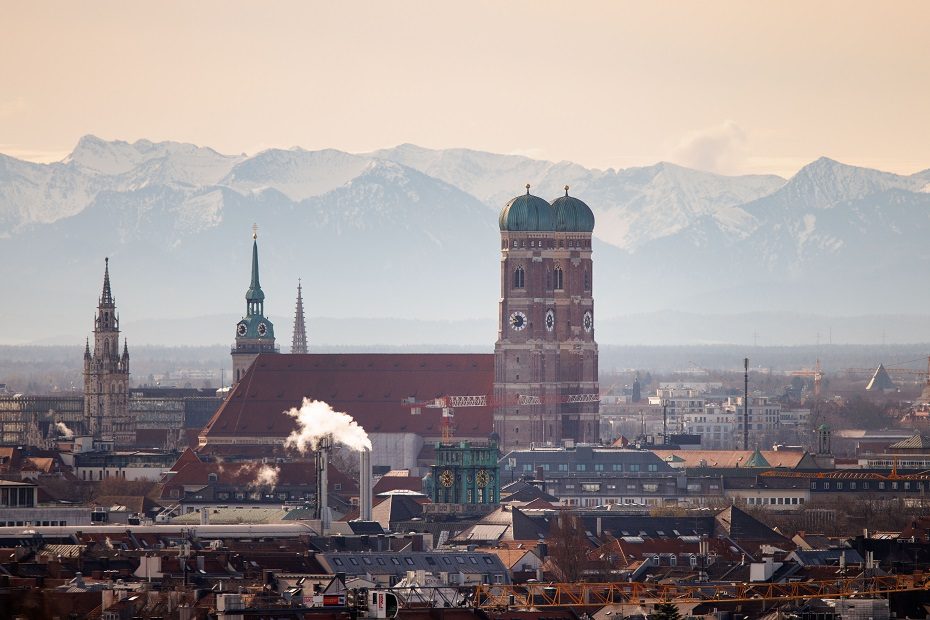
<box><xmin>499</xmin><ymin>184</ymin><xmax>554</xmax><ymax>231</ymax></box>
<box><xmin>550</xmin><ymin>185</ymin><xmax>595</xmax><ymax>232</ymax></box>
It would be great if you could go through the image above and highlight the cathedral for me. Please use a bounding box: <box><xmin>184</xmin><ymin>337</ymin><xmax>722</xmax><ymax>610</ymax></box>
<box><xmin>493</xmin><ymin>185</ymin><xmax>599</xmax><ymax>448</ymax></box>
<box><xmin>83</xmin><ymin>258</ymin><xmax>132</xmax><ymax>446</ymax></box>
<box><xmin>204</xmin><ymin>185</ymin><xmax>599</xmax><ymax>458</ymax></box>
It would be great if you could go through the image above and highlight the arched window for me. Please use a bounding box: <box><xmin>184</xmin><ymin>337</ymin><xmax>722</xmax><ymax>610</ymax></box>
<box><xmin>513</xmin><ymin>267</ymin><xmax>525</xmax><ymax>289</ymax></box>
<box><xmin>583</xmin><ymin>269</ymin><xmax>591</xmax><ymax>291</ymax></box>
<box><xmin>546</xmin><ymin>270</ymin><xmax>553</xmax><ymax>290</ymax></box>
<box><xmin>554</xmin><ymin>267</ymin><xmax>564</xmax><ymax>290</ymax></box>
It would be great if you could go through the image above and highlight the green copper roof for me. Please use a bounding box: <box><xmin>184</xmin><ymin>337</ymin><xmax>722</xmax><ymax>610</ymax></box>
<box><xmin>550</xmin><ymin>187</ymin><xmax>595</xmax><ymax>232</ymax></box>
<box><xmin>246</xmin><ymin>238</ymin><xmax>265</xmax><ymax>302</ymax></box>
<box><xmin>745</xmin><ymin>448</ymin><xmax>771</xmax><ymax>468</ymax></box>
<box><xmin>499</xmin><ymin>186</ymin><xmax>554</xmax><ymax>232</ymax></box>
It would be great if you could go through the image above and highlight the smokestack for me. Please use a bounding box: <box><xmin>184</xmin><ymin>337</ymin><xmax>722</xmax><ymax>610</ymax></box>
<box><xmin>315</xmin><ymin>437</ymin><xmax>331</xmax><ymax>533</ymax></box>
<box><xmin>743</xmin><ymin>357</ymin><xmax>749</xmax><ymax>451</ymax></box>
<box><xmin>359</xmin><ymin>448</ymin><xmax>372</xmax><ymax>522</ymax></box>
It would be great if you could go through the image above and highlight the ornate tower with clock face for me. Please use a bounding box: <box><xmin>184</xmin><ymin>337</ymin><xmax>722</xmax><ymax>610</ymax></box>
<box><xmin>231</xmin><ymin>229</ymin><xmax>278</xmax><ymax>384</ymax></box>
<box><xmin>83</xmin><ymin>258</ymin><xmax>132</xmax><ymax>445</ymax></box>
<box><xmin>493</xmin><ymin>185</ymin><xmax>599</xmax><ymax>451</ymax></box>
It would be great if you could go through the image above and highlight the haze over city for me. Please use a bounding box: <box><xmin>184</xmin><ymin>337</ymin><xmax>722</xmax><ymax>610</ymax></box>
<box><xmin>7</xmin><ymin>4</ymin><xmax>930</xmax><ymax>619</ymax></box>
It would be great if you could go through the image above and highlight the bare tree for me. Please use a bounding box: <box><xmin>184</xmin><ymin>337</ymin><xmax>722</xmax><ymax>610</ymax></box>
<box><xmin>548</xmin><ymin>513</ymin><xmax>591</xmax><ymax>582</ymax></box>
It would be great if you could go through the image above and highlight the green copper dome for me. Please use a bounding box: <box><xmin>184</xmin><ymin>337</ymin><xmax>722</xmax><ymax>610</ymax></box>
<box><xmin>550</xmin><ymin>187</ymin><xmax>595</xmax><ymax>232</ymax></box>
<box><xmin>499</xmin><ymin>186</ymin><xmax>554</xmax><ymax>232</ymax></box>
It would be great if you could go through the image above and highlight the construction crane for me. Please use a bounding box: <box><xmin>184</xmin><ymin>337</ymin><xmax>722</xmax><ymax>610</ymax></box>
<box><xmin>402</xmin><ymin>392</ymin><xmax>600</xmax><ymax>443</ymax></box>
<box><xmin>472</xmin><ymin>575</ymin><xmax>930</xmax><ymax>608</ymax></box>
<box><xmin>790</xmin><ymin>359</ymin><xmax>824</xmax><ymax>398</ymax></box>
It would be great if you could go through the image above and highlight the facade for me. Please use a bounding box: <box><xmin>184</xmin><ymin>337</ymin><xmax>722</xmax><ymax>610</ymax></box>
<box><xmin>500</xmin><ymin>445</ymin><xmax>693</xmax><ymax>507</ymax></box>
<box><xmin>430</xmin><ymin>441</ymin><xmax>500</xmax><ymax>505</ymax></box>
<box><xmin>494</xmin><ymin>186</ymin><xmax>599</xmax><ymax>450</ymax></box>
<box><xmin>232</xmin><ymin>231</ymin><xmax>278</xmax><ymax>384</ymax></box>
<box><xmin>0</xmin><ymin>394</ymin><xmax>84</xmax><ymax>445</ymax></box>
<box><xmin>83</xmin><ymin>258</ymin><xmax>132</xmax><ymax>445</ymax></box>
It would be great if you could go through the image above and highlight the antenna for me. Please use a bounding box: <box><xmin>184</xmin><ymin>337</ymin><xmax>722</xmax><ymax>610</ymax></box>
<box><xmin>743</xmin><ymin>358</ymin><xmax>749</xmax><ymax>450</ymax></box>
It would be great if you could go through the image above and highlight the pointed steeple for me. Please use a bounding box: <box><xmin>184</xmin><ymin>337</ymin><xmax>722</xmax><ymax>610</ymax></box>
<box><xmin>100</xmin><ymin>257</ymin><xmax>114</xmax><ymax>305</ymax></box>
<box><xmin>122</xmin><ymin>338</ymin><xmax>130</xmax><ymax>360</ymax></box>
<box><xmin>84</xmin><ymin>338</ymin><xmax>91</xmax><ymax>360</ymax></box>
<box><xmin>245</xmin><ymin>226</ymin><xmax>265</xmax><ymax>316</ymax></box>
<box><xmin>292</xmin><ymin>279</ymin><xmax>308</xmax><ymax>354</ymax></box>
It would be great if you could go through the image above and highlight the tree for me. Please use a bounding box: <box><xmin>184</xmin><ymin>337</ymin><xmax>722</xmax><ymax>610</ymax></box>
<box><xmin>651</xmin><ymin>601</ymin><xmax>683</xmax><ymax>620</ymax></box>
<box><xmin>548</xmin><ymin>513</ymin><xmax>590</xmax><ymax>582</ymax></box>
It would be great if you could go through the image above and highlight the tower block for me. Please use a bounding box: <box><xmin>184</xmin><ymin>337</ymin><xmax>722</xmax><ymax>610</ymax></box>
<box><xmin>493</xmin><ymin>186</ymin><xmax>599</xmax><ymax>450</ymax></box>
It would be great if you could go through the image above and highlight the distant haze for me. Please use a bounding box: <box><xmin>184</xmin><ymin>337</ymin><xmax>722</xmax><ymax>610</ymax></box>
<box><xmin>2</xmin><ymin>2</ymin><xmax>930</xmax><ymax>178</ymax></box>
<box><xmin>2</xmin><ymin>137</ymin><xmax>930</xmax><ymax>347</ymax></box>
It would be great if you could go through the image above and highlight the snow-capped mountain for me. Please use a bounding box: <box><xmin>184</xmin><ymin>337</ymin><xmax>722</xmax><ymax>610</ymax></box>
<box><xmin>1</xmin><ymin>135</ymin><xmax>929</xmax><ymax>346</ymax></box>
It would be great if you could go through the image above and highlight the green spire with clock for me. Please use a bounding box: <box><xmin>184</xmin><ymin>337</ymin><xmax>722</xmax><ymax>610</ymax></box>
<box><xmin>232</xmin><ymin>226</ymin><xmax>278</xmax><ymax>384</ymax></box>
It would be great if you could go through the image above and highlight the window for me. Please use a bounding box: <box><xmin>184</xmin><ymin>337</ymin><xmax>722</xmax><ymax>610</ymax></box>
<box><xmin>583</xmin><ymin>270</ymin><xmax>590</xmax><ymax>291</ymax></box>
<box><xmin>349</xmin><ymin>558</ymin><xmax>359</xmax><ymax>566</ymax></box>
<box><xmin>642</xmin><ymin>484</ymin><xmax>658</xmax><ymax>493</ymax></box>
<box><xmin>376</xmin><ymin>558</ymin><xmax>385</xmax><ymax>566</ymax></box>
<box><xmin>581</xmin><ymin>483</ymin><xmax>601</xmax><ymax>493</ymax></box>
<box><xmin>594</xmin><ymin>464</ymin><xmax>604</xmax><ymax>471</ymax></box>
<box><xmin>443</xmin><ymin>557</ymin><xmax>453</xmax><ymax>565</ymax></box>
<box><xmin>648</xmin><ymin>464</ymin><xmax>658</xmax><ymax>472</ymax></box>
<box><xmin>513</xmin><ymin>267</ymin><xmax>525</xmax><ymax>289</ymax></box>
<box><xmin>333</xmin><ymin>558</ymin><xmax>344</xmax><ymax>566</ymax></box>
<box><xmin>456</xmin><ymin>556</ymin><xmax>466</xmax><ymax>564</ymax></box>
<box><xmin>576</xmin><ymin>464</ymin><xmax>586</xmax><ymax>472</ymax></box>
<box><xmin>363</xmin><ymin>557</ymin><xmax>373</xmax><ymax>565</ymax></box>
<box><xmin>391</xmin><ymin>558</ymin><xmax>401</xmax><ymax>565</ymax></box>
<box><xmin>612</xmin><ymin>464</ymin><xmax>623</xmax><ymax>472</ymax></box>
<box><xmin>404</xmin><ymin>557</ymin><xmax>415</xmax><ymax>566</ymax></box>
<box><xmin>628</xmin><ymin>464</ymin><xmax>640</xmax><ymax>472</ymax></box>
<box><xmin>558</xmin><ymin>463</ymin><xmax>568</xmax><ymax>472</ymax></box>
<box><xmin>469</xmin><ymin>557</ymin><xmax>479</xmax><ymax>565</ymax></box>
<box><xmin>554</xmin><ymin>267</ymin><xmax>564</xmax><ymax>290</ymax></box>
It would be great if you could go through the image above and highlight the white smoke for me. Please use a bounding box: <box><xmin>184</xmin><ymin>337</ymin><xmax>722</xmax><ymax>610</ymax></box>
<box><xmin>284</xmin><ymin>398</ymin><xmax>372</xmax><ymax>452</ymax></box>
<box><xmin>55</xmin><ymin>421</ymin><xmax>74</xmax><ymax>439</ymax></box>
<box><xmin>252</xmin><ymin>464</ymin><xmax>279</xmax><ymax>487</ymax></box>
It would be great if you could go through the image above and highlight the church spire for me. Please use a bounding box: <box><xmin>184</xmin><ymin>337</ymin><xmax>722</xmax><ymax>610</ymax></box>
<box><xmin>100</xmin><ymin>257</ymin><xmax>114</xmax><ymax>305</ymax></box>
<box><xmin>245</xmin><ymin>226</ymin><xmax>265</xmax><ymax>316</ymax></box>
<box><xmin>292</xmin><ymin>279</ymin><xmax>308</xmax><ymax>354</ymax></box>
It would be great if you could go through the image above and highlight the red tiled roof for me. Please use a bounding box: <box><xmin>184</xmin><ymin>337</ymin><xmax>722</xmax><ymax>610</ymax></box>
<box><xmin>199</xmin><ymin>353</ymin><xmax>494</xmax><ymax>445</ymax></box>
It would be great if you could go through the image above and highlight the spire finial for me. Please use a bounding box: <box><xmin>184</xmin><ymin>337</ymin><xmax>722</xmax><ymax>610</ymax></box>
<box><xmin>525</xmin><ymin>183</ymin><xmax>531</xmax><ymax>195</ymax></box>
<box><xmin>565</xmin><ymin>185</ymin><xmax>570</xmax><ymax>196</ymax></box>
<box><xmin>252</xmin><ymin>223</ymin><xmax>258</xmax><ymax>240</ymax></box>
<box><xmin>100</xmin><ymin>257</ymin><xmax>114</xmax><ymax>305</ymax></box>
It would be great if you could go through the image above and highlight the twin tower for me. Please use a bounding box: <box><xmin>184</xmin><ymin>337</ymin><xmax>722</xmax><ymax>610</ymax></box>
<box><xmin>227</xmin><ymin>185</ymin><xmax>600</xmax><ymax>451</ymax></box>
<box><xmin>493</xmin><ymin>185</ymin><xmax>599</xmax><ymax>449</ymax></box>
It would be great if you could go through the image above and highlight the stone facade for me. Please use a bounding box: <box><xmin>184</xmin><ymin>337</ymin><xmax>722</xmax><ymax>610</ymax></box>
<box><xmin>83</xmin><ymin>259</ymin><xmax>133</xmax><ymax>446</ymax></box>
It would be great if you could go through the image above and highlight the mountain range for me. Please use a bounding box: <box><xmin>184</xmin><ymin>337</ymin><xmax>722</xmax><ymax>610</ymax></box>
<box><xmin>2</xmin><ymin>135</ymin><xmax>930</xmax><ymax>347</ymax></box>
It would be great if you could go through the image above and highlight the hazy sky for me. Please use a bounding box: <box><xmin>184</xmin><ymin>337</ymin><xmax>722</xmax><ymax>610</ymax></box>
<box><xmin>3</xmin><ymin>1</ymin><xmax>928</xmax><ymax>178</ymax></box>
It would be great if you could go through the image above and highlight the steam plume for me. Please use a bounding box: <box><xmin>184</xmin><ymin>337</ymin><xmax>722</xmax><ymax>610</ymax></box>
<box><xmin>55</xmin><ymin>421</ymin><xmax>74</xmax><ymax>439</ymax></box>
<box><xmin>252</xmin><ymin>464</ymin><xmax>279</xmax><ymax>487</ymax></box>
<box><xmin>285</xmin><ymin>398</ymin><xmax>371</xmax><ymax>452</ymax></box>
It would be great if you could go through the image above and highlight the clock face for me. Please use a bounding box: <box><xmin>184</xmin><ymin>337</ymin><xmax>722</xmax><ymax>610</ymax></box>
<box><xmin>475</xmin><ymin>469</ymin><xmax>490</xmax><ymax>488</ymax></box>
<box><xmin>583</xmin><ymin>311</ymin><xmax>593</xmax><ymax>333</ymax></box>
<box><xmin>509</xmin><ymin>311</ymin><xmax>527</xmax><ymax>331</ymax></box>
<box><xmin>439</xmin><ymin>469</ymin><xmax>455</xmax><ymax>488</ymax></box>
<box><xmin>257</xmin><ymin>322</ymin><xmax>267</xmax><ymax>336</ymax></box>
<box><xmin>545</xmin><ymin>309</ymin><xmax>555</xmax><ymax>332</ymax></box>
<box><xmin>236</xmin><ymin>322</ymin><xmax>247</xmax><ymax>337</ymax></box>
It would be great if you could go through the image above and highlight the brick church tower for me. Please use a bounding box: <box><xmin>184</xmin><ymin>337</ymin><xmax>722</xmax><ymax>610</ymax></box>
<box><xmin>232</xmin><ymin>229</ymin><xmax>278</xmax><ymax>384</ymax></box>
<box><xmin>493</xmin><ymin>185</ymin><xmax>599</xmax><ymax>450</ymax></box>
<box><xmin>83</xmin><ymin>258</ymin><xmax>132</xmax><ymax>444</ymax></box>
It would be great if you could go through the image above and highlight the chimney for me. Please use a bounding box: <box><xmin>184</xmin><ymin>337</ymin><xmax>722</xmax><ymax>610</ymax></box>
<box><xmin>359</xmin><ymin>448</ymin><xmax>372</xmax><ymax>522</ymax></box>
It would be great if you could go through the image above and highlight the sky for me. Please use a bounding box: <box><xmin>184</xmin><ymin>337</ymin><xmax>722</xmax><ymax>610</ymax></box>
<box><xmin>2</xmin><ymin>1</ymin><xmax>929</xmax><ymax>178</ymax></box>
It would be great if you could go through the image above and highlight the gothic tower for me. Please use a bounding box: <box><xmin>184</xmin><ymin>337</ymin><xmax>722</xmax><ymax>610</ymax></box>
<box><xmin>291</xmin><ymin>279</ymin><xmax>308</xmax><ymax>354</ymax></box>
<box><xmin>493</xmin><ymin>185</ymin><xmax>599</xmax><ymax>450</ymax></box>
<box><xmin>232</xmin><ymin>229</ymin><xmax>277</xmax><ymax>383</ymax></box>
<box><xmin>83</xmin><ymin>258</ymin><xmax>132</xmax><ymax>445</ymax></box>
